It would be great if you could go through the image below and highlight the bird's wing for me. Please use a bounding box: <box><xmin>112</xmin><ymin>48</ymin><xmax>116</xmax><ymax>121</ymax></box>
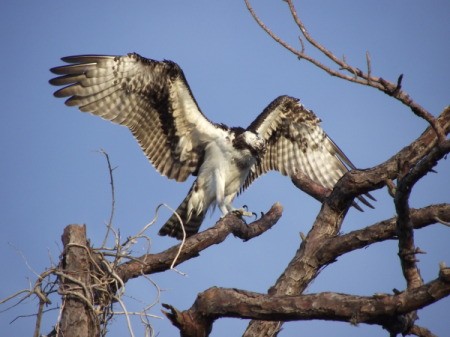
<box><xmin>244</xmin><ymin>96</ymin><xmax>373</xmax><ymax>207</ymax></box>
<box><xmin>50</xmin><ymin>53</ymin><xmax>221</xmax><ymax>182</ymax></box>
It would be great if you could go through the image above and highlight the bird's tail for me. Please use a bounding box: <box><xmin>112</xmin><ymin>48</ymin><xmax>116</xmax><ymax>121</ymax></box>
<box><xmin>158</xmin><ymin>184</ymin><xmax>207</xmax><ymax>240</ymax></box>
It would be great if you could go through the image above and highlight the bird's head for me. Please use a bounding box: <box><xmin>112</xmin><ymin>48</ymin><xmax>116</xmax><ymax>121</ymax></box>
<box><xmin>233</xmin><ymin>130</ymin><xmax>266</xmax><ymax>157</ymax></box>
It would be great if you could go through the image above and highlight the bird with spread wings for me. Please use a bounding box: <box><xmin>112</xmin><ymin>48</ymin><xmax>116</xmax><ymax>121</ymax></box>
<box><xmin>50</xmin><ymin>53</ymin><xmax>373</xmax><ymax>239</ymax></box>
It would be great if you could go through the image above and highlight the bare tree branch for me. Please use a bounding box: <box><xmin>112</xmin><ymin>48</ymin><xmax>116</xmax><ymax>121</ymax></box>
<box><xmin>291</xmin><ymin>170</ymin><xmax>331</xmax><ymax>202</ymax></box>
<box><xmin>162</xmin><ymin>267</ymin><xmax>450</xmax><ymax>337</ymax></box>
<box><xmin>244</xmin><ymin>0</ymin><xmax>446</xmax><ymax>140</ymax></box>
<box><xmin>98</xmin><ymin>149</ymin><xmax>117</xmax><ymax>249</ymax></box>
<box><xmin>116</xmin><ymin>203</ymin><xmax>283</xmax><ymax>283</ymax></box>
<box><xmin>316</xmin><ymin>203</ymin><xmax>450</xmax><ymax>265</ymax></box>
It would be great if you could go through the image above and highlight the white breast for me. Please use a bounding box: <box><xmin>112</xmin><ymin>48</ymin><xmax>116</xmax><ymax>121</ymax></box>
<box><xmin>196</xmin><ymin>132</ymin><xmax>256</xmax><ymax>215</ymax></box>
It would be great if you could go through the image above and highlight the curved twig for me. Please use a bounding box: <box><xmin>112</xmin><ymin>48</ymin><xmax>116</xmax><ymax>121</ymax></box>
<box><xmin>245</xmin><ymin>0</ymin><xmax>446</xmax><ymax>139</ymax></box>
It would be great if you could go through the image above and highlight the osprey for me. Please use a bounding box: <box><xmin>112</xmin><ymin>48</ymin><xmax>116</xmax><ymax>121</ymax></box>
<box><xmin>50</xmin><ymin>53</ymin><xmax>373</xmax><ymax>239</ymax></box>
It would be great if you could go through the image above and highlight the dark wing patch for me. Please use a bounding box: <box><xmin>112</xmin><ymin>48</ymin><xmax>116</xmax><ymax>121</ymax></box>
<box><xmin>245</xmin><ymin>95</ymin><xmax>374</xmax><ymax>207</ymax></box>
<box><xmin>50</xmin><ymin>53</ymin><xmax>219</xmax><ymax>182</ymax></box>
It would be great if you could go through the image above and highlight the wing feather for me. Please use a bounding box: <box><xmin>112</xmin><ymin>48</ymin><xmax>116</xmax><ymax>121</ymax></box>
<box><xmin>245</xmin><ymin>95</ymin><xmax>374</xmax><ymax>207</ymax></box>
<box><xmin>50</xmin><ymin>53</ymin><xmax>220</xmax><ymax>182</ymax></box>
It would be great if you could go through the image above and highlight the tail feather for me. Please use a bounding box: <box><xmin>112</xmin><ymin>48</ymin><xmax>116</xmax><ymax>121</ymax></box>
<box><xmin>158</xmin><ymin>187</ymin><xmax>206</xmax><ymax>240</ymax></box>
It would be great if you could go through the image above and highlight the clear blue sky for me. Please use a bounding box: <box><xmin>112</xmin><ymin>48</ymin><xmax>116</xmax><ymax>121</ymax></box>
<box><xmin>1</xmin><ymin>1</ymin><xmax>449</xmax><ymax>336</ymax></box>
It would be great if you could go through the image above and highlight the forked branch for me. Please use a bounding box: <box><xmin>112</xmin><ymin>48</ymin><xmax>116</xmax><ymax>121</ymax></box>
<box><xmin>244</xmin><ymin>0</ymin><xmax>446</xmax><ymax>140</ymax></box>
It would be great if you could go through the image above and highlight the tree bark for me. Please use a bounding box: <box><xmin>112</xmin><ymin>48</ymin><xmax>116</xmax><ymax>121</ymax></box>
<box><xmin>58</xmin><ymin>224</ymin><xmax>100</xmax><ymax>337</ymax></box>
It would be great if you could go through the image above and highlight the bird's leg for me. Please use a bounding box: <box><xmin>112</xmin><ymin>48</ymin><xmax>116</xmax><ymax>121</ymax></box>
<box><xmin>218</xmin><ymin>203</ymin><xmax>229</xmax><ymax>217</ymax></box>
<box><xmin>214</xmin><ymin>168</ymin><xmax>229</xmax><ymax>217</ymax></box>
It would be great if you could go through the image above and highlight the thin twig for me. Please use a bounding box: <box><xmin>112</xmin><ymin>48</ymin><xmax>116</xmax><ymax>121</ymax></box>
<box><xmin>244</xmin><ymin>0</ymin><xmax>364</xmax><ymax>84</ymax></box>
<box><xmin>160</xmin><ymin>204</ymin><xmax>188</xmax><ymax>276</ymax></box>
<box><xmin>33</xmin><ymin>298</ymin><xmax>46</xmax><ymax>337</ymax></box>
<box><xmin>115</xmin><ymin>296</ymin><xmax>136</xmax><ymax>337</ymax></box>
<box><xmin>286</xmin><ymin>0</ymin><xmax>357</xmax><ymax>74</ymax></box>
<box><xmin>245</xmin><ymin>0</ymin><xmax>443</xmax><ymax>137</ymax></box>
<box><xmin>99</xmin><ymin>149</ymin><xmax>117</xmax><ymax>248</ymax></box>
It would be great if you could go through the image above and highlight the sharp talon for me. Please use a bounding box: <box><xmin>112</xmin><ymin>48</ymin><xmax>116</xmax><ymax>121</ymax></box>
<box><xmin>242</xmin><ymin>205</ymin><xmax>248</xmax><ymax>211</ymax></box>
<box><xmin>252</xmin><ymin>211</ymin><xmax>257</xmax><ymax>220</ymax></box>
<box><xmin>260</xmin><ymin>211</ymin><xmax>264</xmax><ymax>218</ymax></box>
<box><xmin>231</xmin><ymin>207</ymin><xmax>254</xmax><ymax>218</ymax></box>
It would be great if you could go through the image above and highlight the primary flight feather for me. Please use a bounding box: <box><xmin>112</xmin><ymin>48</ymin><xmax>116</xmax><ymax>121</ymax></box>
<box><xmin>50</xmin><ymin>53</ymin><xmax>373</xmax><ymax>239</ymax></box>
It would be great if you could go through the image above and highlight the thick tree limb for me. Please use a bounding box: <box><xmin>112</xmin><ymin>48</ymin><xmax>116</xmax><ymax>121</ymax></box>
<box><xmin>316</xmin><ymin>204</ymin><xmax>450</xmax><ymax>265</ymax></box>
<box><xmin>116</xmin><ymin>203</ymin><xmax>283</xmax><ymax>283</ymax></box>
<box><xmin>162</xmin><ymin>267</ymin><xmax>450</xmax><ymax>337</ymax></box>
<box><xmin>291</xmin><ymin>170</ymin><xmax>373</xmax><ymax>211</ymax></box>
<box><xmin>291</xmin><ymin>170</ymin><xmax>331</xmax><ymax>202</ymax></box>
